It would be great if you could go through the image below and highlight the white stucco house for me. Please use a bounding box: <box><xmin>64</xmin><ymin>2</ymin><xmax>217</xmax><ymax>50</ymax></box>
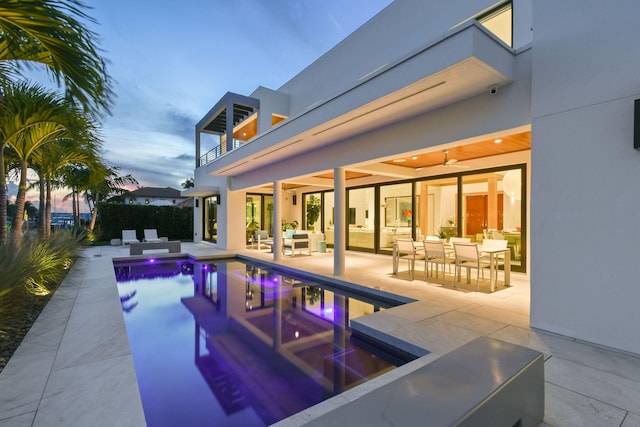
<box><xmin>186</xmin><ymin>0</ymin><xmax>640</xmax><ymax>356</ymax></box>
<box><xmin>126</xmin><ymin>186</ymin><xmax>188</xmax><ymax>206</ymax></box>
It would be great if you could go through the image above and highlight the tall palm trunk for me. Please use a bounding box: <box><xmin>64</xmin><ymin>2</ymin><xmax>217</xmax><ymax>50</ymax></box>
<box><xmin>0</xmin><ymin>148</ymin><xmax>7</xmax><ymax>245</ymax></box>
<box><xmin>71</xmin><ymin>186</ymin><xmax>77</xmax><ymax>227</ymax></box>
<box><xmin>38</xmin><ymin>175</ymin><xmax>47</xmax><ymax>238</ymax></box>
<box><xmin>45</xmin><ymin>179</ymin><xmax>52</xmax><ymax>238</ymax></box>
<box><xmin>10</xmin><ymin>159</ymin><xmax>29</xmax><ymax>246</ymax></box>
<box><xmin>76</xmin><ymin>192</ymin><xmax>81</xmax><ymax>226</ymax></box>
<box><xmin>89</xmin><ymin>191</ymin><xmax>99</xmax><ymax>231</ymax></box>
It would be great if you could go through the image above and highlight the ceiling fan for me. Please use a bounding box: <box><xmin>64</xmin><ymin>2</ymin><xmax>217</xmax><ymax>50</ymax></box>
<box><xmin>442</xmin><ymin>150</ymin><xmax>468</xmax><ymax>168</ymax></box>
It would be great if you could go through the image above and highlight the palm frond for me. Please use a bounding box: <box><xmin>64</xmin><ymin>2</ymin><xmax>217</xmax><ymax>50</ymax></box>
<box><xmin>0</xmin><ymin>0</ymin><xmax>114</xmax><ymax>116</ymax></box>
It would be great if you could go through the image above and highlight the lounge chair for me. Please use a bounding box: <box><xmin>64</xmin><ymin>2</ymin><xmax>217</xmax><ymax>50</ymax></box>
<box><xmin>253</xmin><ymin>230</ymin><xmax>273</xmax><ymax>251</ymax></box>
<box><xmin>144</xmin><ymin>229</ymin><xmax>163</xmax><ymax>243</ymax></box>
<box><xmin>122</xmin><ymin>230</ymin><xmax>140</xmax><ymax>245</ymax></box>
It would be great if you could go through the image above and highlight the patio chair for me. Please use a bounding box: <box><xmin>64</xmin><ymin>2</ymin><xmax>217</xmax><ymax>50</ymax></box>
<box><xmin>122</xmin><ymin>229</ymin><xmax>140</xmax><ymax>245</ymax></box>
<box><xmin>253</xmin><ymin>230</ymin><xmax>274</xmax><ymax>251</ymax></box>
<box><xmin>453</xmin><ymin>242</ymin><xmax>490</xmax><ymax>290</ymax></box>
<box><xmin>283</xmin><ymin>233</ymin><xmax>310</xmax><ymax>256</ymax></box>
<box><xmin>143</xmin><ymin>229</ymin><xmax>163</xmax><ymax>243</ymax></box>
<box><xmin>423</xmin><ymin>240</ymin><xmax>454</xmax><ymax>284</ymax></box>
<box><xmin>395</xmin><ymin>238</ymin><xmax>424</xmax><ymax>280</ymax></box>
<box><xmin>448</xmin><ymin>236</ymin><xmax>471</xmax><ymax>249</ymax></box>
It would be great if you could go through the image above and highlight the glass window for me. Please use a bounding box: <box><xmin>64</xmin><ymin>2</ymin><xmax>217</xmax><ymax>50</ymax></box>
<box><xmin>264</xmin><ymin>195</ymin><xmax>274</xmax><ymax>237</ymax></box>
<box><xmin>303</xmin><ymin>193</ymin><xmax>322</xmax><ymax>232</ymax></box>
<box><xmin>203</xmin><ymin>195</ymin><xmax>218</xmax><ymax>243</ymax></box>
<box><xmin>324</xmin><ymin>191</ymin><xmax>334</xmax><ymax>246</ymax></box>
<box><xmin>461</xmin><ymin>168</ymin><xmax>522</xmax><ymax>268</ymax></box>
<box><xmin>478</xmin><ymin>1</ymin><xmax>512</xmax><ymax>46</ymax></box>
<box><xmin>379</xmin><ymin>183</ymin><xmax>413</xmax><ymax>251</ymax></box>
<box><xmin>246</xmin><ymin>195</ymin><xmax>261</xmax><ymax>243</ymax></box>
<box><xmin>347</xmin><ymin>187</ymin><xmax>375</xmax><ymax>250</ymax></box>
<box><xmin>415</xmin><ymin>177</ymin><xmax>458</xmax><ymax>241</ymax></box>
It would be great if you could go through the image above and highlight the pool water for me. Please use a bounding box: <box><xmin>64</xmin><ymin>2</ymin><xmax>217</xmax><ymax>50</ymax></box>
<box><xmin>114</xmin><ymin>258</ymin><xmax>410</xmax><ymax>426</ymax></box>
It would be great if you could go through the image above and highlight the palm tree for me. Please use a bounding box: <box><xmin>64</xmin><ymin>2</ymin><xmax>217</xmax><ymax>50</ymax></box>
<box><xmin>0</xmin><ymin>82</ymin><xmax>98</xmax><ymax>245</ymax></box>
<box><xmin>0</xmin><ymin>0</ymin><xmax>113</xmax><ymax>116</ymax></box>
<box><xmin>30</xmin><ymin>137</ymin><xmax>99</xmax><ymax>237</ymax></box>
<box><xmin>0</xmin><ymin>0</ymin><xmax>113</xmax><ymax>244</ymax></box>
<box><xmin>83</xmin><ymin>166</ymin><xmax>137</xmax><ymax>232</ymax></box>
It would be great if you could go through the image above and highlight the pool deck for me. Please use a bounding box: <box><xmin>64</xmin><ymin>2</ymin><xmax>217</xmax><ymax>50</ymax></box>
<box><xmin>1</xmin><ymin>243</ymin><xmax>639</xmax><ymax>426</ymax></box>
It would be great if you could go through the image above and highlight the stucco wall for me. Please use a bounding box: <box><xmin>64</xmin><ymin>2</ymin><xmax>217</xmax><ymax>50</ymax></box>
<box><xmin>530</xmin><ymin>0</ymin><xmax>640</xmax><ymax>354</ymax></box>
<box><xmin>279</xmin><ymin>0</ymin><xmax>532</xmax><ymax>118</ymax></box>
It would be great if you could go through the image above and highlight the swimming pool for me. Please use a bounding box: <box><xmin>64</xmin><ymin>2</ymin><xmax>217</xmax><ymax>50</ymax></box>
<box><xmin>114</xmin><ymin>258</ymin><xmax>412</xmax><ymax>426</ymax></box>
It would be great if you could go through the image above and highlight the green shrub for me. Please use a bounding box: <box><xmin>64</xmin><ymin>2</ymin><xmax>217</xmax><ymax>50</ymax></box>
<box><xmin>0</xmin><ymin>230</ymin><xmax>86</xmax><ymax>316</ymax></box>
<box><xmin>97</xmin><ymin>203</ymin><xmax>193</xmax><ymax>241</ymax></box>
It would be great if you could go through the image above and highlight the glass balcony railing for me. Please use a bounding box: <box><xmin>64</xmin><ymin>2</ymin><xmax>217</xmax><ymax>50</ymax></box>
<box><xmin>199</xmin><ymin>139</ymin><xmax>245</xmax><ymax>167</ymax></box>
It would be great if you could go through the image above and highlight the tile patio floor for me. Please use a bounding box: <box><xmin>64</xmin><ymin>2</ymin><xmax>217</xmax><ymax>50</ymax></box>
<box><xmin>1</xmin><ymin>243</ymin><xmax>639</xmax><ymax>426</ymax></box>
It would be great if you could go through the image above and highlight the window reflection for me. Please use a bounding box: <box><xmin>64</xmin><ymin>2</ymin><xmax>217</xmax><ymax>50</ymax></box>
<box><xmin>461</xmin><ymin>169</ymin><xmax>522</xmax><ymax>267</ymax></box>
<box><xmin>347</xmin><ymin>187</ymin><xmax>375</xmax><ymax>250</ymax></box>
<box><xmin>379</xmin><ymin>183</ymin><xmax>413</xmax><ymax>251</ymax></box>
<box><xmin>203</xmin><ymin>196</ymin><xmax>218</xmax><ymax>243</ymax></box>
<box><xmin>415</xmin><ymin>177</ymin><xmax>458</xmax><ymax>241</ymax></box>
<box><xmin>478</xmin><ymin>1</ymin><xmax>512</xmax><ymax>47</ymax></box>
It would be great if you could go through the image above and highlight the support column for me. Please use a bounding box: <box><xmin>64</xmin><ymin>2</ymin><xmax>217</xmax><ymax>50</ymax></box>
<box><xmin>419</xmin><ymin>182</ymin><xmax>429</xmax><ymax>239</ymax></box>
<box><xmin>273</xmin><ymin>181</ymin><xmax>283</xmax><ymax>261</ymax></box>
<box><xmin>488</xmin><ymin>176</ymin><xmax>498</xmax><ymax>230</ymax></box>
<box><xmin>334</xmin><ymin>168</ymin><xmax>346</xmax><ymax>276</ymax></box>
<box><xmin>195</xmin><ymin>131</ymin><xmax>201</xmax><ymax>167</ymax></box>
<box><xmin>226</xmin><ymin>103</ymin><xmax>234</xmax><ymax>153</ymax></box>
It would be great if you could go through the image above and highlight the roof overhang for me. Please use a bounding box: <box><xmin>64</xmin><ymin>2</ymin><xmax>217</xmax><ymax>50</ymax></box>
<box><xmin>181</xmin><ymin>186</ymin><xmax>220</xmax><ymax>197</ymax></box>
<box><xmin>203</xmin><ymin>21</ymin><xmax>517</xmax><ymax>180</ymax></box>
<box><xmin>197</xmin><ymin>92</ymin><xmax>260</xmax><ymax>134</ymax></box>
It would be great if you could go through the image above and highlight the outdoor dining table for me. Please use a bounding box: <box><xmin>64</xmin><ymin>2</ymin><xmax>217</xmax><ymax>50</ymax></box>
<box><xmin>478</xmin><ymin>245</ymin><xmax>511</xmax><ymax>292</ymax></box>
<box><xmin>393</xmin><ymin>240</ymin><xmax>511</xmax><ymax>293</ymax></box>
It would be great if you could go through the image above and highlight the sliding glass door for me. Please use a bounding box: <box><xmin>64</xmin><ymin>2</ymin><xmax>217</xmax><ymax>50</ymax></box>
<box><xmin>462</xmin><ymin>168</ymin><xmax>523</xmax><ymax>269</ymax></box>
<box><xmin>203</xmin><ymin>196</ymin><xmax>218</xmax><ymax>243</ymax></box>
<box><xmin>300</xmin><ymin>164</ymin><xmax>526</xmax><ymax>272</ymax></box>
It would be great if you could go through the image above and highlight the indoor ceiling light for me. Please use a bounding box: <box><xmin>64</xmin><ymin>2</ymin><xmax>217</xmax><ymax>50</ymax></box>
<box><xmin>411</xmin><ymin>156</ymin><xmax>418</xmax><ymax>160</ymax></box>
<box><xmin>494</xmin><ymin>138</ymin><xmax>502</xmax><ymax>143</ymax></box>
<box><xmin>393</xmin><ymin>159</ymin><xmax>406</xmax><ymax>163</ymax></box>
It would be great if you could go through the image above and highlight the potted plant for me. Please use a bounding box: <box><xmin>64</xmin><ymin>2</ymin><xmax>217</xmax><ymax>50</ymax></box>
<box><xmin>281</xmin><ymin>220</ymin><xmax>299</xmax><ymax>232</ymax></box>
<box><xmin>246</xmin><ymin>219</ymin><xmax>259</xmax><ymax>243</ymax></box>
<box><xmin>306</xmin><ymin>195</ymin><xmax>321</xmax><ymax>232</ymax></box>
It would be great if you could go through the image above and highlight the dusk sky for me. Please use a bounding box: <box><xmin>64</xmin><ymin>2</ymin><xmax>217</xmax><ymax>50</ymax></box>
<box><xmin>14</xmin><ymin>0</ymin><xmax>393</xmax><ymax>211</ymax></box>
<box><xmin>92</xmin><ymin>0</ymin><xmax>392</xmax><ymax>188</ymax></box>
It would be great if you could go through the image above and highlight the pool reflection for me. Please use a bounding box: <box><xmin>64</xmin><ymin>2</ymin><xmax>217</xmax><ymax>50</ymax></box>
<box><xmin>116</xmin><ymin>259</ymin><xmax>407</xmax><ymax>426</ymax></box>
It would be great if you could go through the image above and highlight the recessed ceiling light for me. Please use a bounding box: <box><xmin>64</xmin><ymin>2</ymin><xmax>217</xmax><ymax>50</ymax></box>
<box><xmin>494</xmin><ymin>138</ymin><xmax>502</xmax><ymax>143</ymax></box>
<box><xmin>411</xmin><ymin>156</ymin><xmax>418</xmax><ymax>160</ymax></box>
<box><xmin>393</xmin><ymin>159</ymin><xmax>406</xmax><ymax>163</ymax></box>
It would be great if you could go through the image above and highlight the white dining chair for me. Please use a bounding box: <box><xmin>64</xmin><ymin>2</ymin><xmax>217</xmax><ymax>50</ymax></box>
<box><xmin>453</xmin><ymin>242</ymin><xmax>490</xmax><ymax>290</ymax></box>
<box><xmin>395</xmin><ymin>238</ymin><xmax>424</xmax><ymax>280</ymax></box>
<box><xmin>423</xmin><ymin>240</ymin><xmax>454</xmax><ymax>284</ymax></box>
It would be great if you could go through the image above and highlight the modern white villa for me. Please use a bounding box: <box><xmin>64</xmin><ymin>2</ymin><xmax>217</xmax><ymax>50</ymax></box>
<box><xmin>186</xmin><ymin>0</ymin><xmax>640</xmax><ymax>357</ymax></box>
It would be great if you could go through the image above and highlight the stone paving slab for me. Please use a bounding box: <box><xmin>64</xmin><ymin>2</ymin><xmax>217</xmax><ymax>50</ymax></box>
<box><xmin>1</xmin><ymin>243</ymin><xmax>639</xmax><ymax>427</ymax></box>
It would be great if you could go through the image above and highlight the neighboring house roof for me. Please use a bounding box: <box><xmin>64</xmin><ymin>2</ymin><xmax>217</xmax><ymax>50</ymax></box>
<box><xmin>176</xmin><ymin>197</ymin><xmax>194</xmax><ymax>208</ymax></box>
<box><xmin>130</xmin><ymin>187</ymin><xmax>184</xmax><ymax>198</ymax></box>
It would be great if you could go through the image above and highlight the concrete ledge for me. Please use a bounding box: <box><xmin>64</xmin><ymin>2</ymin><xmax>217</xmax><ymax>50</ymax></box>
<box><xmin>129</xmin><ymin>240</ymin><xmax>181</xmax><ymax>255</ymax></box>
<box><xmin>302</xmin><ymin>336</ymin><xmax>544</xmax><ymax>427</ymax></box>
